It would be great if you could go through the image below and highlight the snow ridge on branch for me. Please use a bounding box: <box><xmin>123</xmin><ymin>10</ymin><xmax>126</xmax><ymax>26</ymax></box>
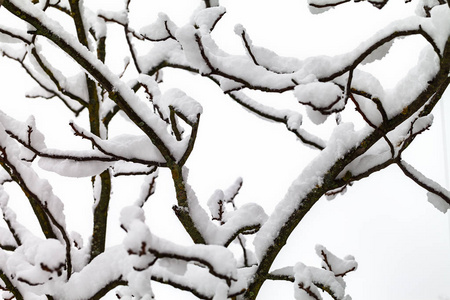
<box><xmin>0</xmin><ymin>0</ymin><xmax>448</xmax><ymax>299</ymax></box>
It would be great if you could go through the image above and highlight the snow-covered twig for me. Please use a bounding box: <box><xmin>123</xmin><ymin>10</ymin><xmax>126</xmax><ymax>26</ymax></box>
<box><xmin>69</xmin><ymin>123</ymin><xmax>168</xmax><ymax>167</ymax></box>
<box><xmin>135</xmin><ymin>170</ymin><xmax>159</xmax><ymax>207</ymax></box>
<box><xmin>1</xmin><ymin>50</ymin><xmax>85</xmax><ymax>115</ymax></box>
<box><xmin>29</xmin><ymin>47</ymin><xmax>88</xmax><ymax>107</ymax></box>
<box><xmin>228</xmin><ymin>91</ymin><xmax>326</xmax><ymax>150</ymax></box>
<box><xmin>193</xmin><ymin>32</ymin><xmax>296</xmax><ymax>93</ymax></box>
<box><xmin>0</xmin><ymin>269</ymin><xmax>23</xmax><ymax>300</ymax></box>
<box><xmin>0</xmin><ymin>145</ymin><xmax>73</xmax><ymax>279</ymax></box>
<box><xmin>6</xmin><ymin>128</ymin><xmax>117</xmax><ymax>163</ymax></box>
<box><xmin>397</xmin><ymin>159</ymin><xmax>450</xmax><ymax>206</ymax></box>
<box><xmin>0</xmin><ymin>26</ymin><xmax>31</xmax><ymax>43</ymax></box>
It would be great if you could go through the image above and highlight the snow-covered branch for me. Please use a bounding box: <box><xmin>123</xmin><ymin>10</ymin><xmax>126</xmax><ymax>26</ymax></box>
<box><xmin>398</xmin><ymin>159</ymin><xmax>450</xmax><ymax>212</ymax></box>
<box><xmin>268</xmin><ymin>245</ymin><xmax>357</xmax><ymax>300</ymax></box>
<box><xmin>0</xmin><ymin>0</ymin><xmax>448</xmax><ymax>299</ymax></box>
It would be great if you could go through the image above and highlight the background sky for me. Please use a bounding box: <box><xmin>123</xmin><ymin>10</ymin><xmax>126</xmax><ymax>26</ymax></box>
<box><xmin>0</xmin><ymin>0</ymin><xmax>449</xmax><ymax>299</ymax></box>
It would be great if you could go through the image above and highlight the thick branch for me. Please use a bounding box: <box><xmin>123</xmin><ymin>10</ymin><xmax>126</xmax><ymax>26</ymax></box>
<box><xmin>88</xmin><ymin>278</ymin><xmax>127</xmax><ymax>300</ymax></box>
<box><xmin>245</xmin><ymin>35</ymin><xmax>450</xmax><ymax>299</ymax></box>
<box><xmin>171</xmin><ymin>165</ymin><xmax>207</xmax><ymax>244</ymax></box>
<box><xmin>68</xmin><ymin>0</ymin><xmax>89</xmax><ymax>49</ymax></box>
<box><xmin>89</xmin><ymin>167</ymin><xmax>111</xmax><ymax>260</ymax></box>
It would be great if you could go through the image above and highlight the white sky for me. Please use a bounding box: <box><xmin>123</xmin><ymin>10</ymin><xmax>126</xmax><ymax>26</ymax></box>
<box><xmin>0</xmin><ymin>0</ymin><xmax>449</xmax><ymax>299</ymax></box>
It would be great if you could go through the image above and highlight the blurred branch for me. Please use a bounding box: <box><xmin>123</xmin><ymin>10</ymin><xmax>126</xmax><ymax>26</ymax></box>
<box><xmin>0</xmin><ymin>270</ymin><xmax>23</xmax><ymax>300</ymax></box>
<box><xmin>68</xmin><ymin>0</ymin><xmax>89</xmax><ymax>49</ymax></box>
<box><xmin>48</xmin><ymin>1</ymin><xmax>71</xmax><ymax>15</ymax></box>
<box><xmin>0</xmin><ymin>27</ymin><xmax>31</xmax><ymax>43</ymax></box>
<box><xmin>308</xmin><ymin>0</ymin><xmax>350</xmax><ymax>9</ymax></box>
<box><xmin>89</xmin><ymin>277</ymin><xmax>128</xmax><ymax>300</ymax></box>
<box><xmin>348</xmin><ymin>92</ymin><xmax>395</xmax><ymax>157</ymax></box>
<box><xmin>1</xmin><ymin>207</ymin><xmax>22</xmax><ymax>248</ymax></box>
<box><xmin>150</xmin><ymin>274</ymin><xmax>212</xmax><ymax>300</ymax></box>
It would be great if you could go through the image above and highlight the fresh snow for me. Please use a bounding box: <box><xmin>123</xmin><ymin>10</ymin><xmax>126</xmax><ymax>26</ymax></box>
<box><xmin>0</xmin><ymin>0</ymin><xmax>448</xmax><ymax>299</ymax></box>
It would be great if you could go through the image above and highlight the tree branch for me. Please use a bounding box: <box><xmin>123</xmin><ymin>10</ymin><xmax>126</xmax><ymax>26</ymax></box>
<box><xmin>0</xmin><ymin>269</ymin><xmax>23</xmax><ymax>300</ymax></box>
<box><xmin>0</xmin><ymin>146</ymin><xmax>58</xmax><ymax>240</ymax></box>
<box><xmin>397</xmin><ymin>159</ymin><xmax>450</xmax><ymax>205</ymax></box>
<box><xmin>245</xmin><ymin>34</ymin><xmax>450</xmax><ymax>299</ymax></box>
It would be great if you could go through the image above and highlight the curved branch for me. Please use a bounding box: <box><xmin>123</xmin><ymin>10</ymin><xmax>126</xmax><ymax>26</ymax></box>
<box><xmin>2</xmin><ymin>0</ymin><xmax>177</xmax><ymax>164</ymax></box>
<box><xmin>222</xmin><ymin>224</ymin><xmax>261</xmax><ymax>248</ymax></box>
<box><xmin>150</xmin><ymin>274</ymin><xmax>213</xmax><ymax>300</ymax></box>
<box><xmin>194</xmin><ymin>33</ymin><xmax>296</xmax><ymax>93</ymax></box>
<box><xmin>245</xmin><ymin>34</ymin><xmax>450</xmax><ymax>299</ymax></box>
<box><xmin>147</xmin><ymin>248</ymin><xmax>236</xmax><ymax>286</ymax></box>
<box><xmin>178</xmin><ymin>113</ymin><xmax>200</xmax><ymax>167</ymax></box>
<box><xmin>0</xmin><ymin>26</ymin><xmax>31</xmax><ymax>43</ymax></box>
<box><xmin>308</xmin><ymin>0</ymin><xmax>351</xmax><ymax>9</ymax></box>
<box><xmin>88</xmin><ymin>278</ymin><xmax>128</xmax><ymax>300</ymax></box>
<box><xmin>228</xmin><ymin>91</ymin><xmax>326</xmax><ymax>150</ymax></box>
<box><xmin>1</xmin><ymin>50</ymin><xmax>85</xmax><ymax>115</ymax></box>
<box><xmin>319</xmin><ymin>28</ymin><xmax>437</xmax><ymax>82</ymax></box>
<box><xmin>397</xmin><ymin>159</ymin><xmax>450</xmax><ymax>205</ymax></box>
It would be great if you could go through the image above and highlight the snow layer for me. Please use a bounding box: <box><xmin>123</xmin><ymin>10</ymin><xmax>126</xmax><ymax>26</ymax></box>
<box><xmin>140</xmin><ymin>13</ymin><xmax>178</xmax><ymax>41</ymax></box>
<box><xmin>427</xmin><ymin>192</ymin><xmax>450</xmax><ymax>213</ymax></box>
<box><xmin>183</xmin><ymin>167</ymin><xmax>268</xmax><ymax>246</ymax></box>
<box><xmin>254</xmin><ymin>123</ymin><xmax>368</xmax><ymax>260</ymax></box>
<box><xmin>157</xmin><ymin>88</ymin><xmax>203</xmax><ymax>124</ymax></box>
<box><xmin>38</xmin><ymin>157</ymin><xmax>113</xmax><ymax>178</ymax></box>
